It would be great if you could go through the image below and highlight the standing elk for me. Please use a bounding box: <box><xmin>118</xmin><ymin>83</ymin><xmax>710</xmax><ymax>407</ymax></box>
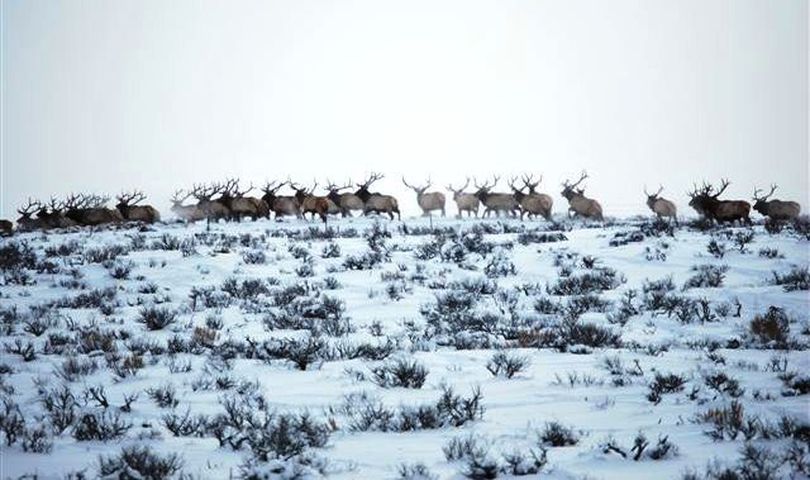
<box><xmin>291</xmin><ymin>181</ymin><xmax>330</xmax><ymax>224</ymax></box>
<box><xmin>219</xmin><ymin>179</ymin><xmax>267</xmax><ymax>221</ymax></box>
<box><xmin>116</xmin><ymin>191</ymin><xmax>161</xmax><ymax>223</ymax></box>
<box><xmin>561</xmin><ymin>172</ymin><xmax>603</xmax><ymax>221</ymax></box>
<box><xmin>402</xmin><ymin>177</ymin><xmax>445</xmax><ymax>217</ymax></box>
<box><xmin>191</xmin><ymin>184</ymin><xmax>230</xmax><ymax>223</ymax></box>
<box><xmin>644</xmin><ymin>185</ymin><xmax>677</xmax><ymax>224</ymax></box>
<box><xmin>508</xmin><ymin>174</ymin><xmax>553</xmax><ymax>221</ymax></box>
<box><xmin>261</xmin><ymin>181</ymin><xmax>302</xmax><ymax>219</ymax></box>
<box><xmin>325</xmin><ymin>180</ymin><xmax>364</xmax><ymax>217</ymax></box>
<box><xmin>446</xmin><ymin>178</ymin><xmax>480</xmax><ymax>218</ymax></box>
<box><xmin>64</xmin><ymin>194</ymin><xmax>124</xmax><ymax>226</ymax></box>
<box><xmin>170</xmin><ymin>190</ymin><xmax>206</xmax><ymax>223</ymax></box>
<box><xmin>16</xmin><ymin>198</ymin><xmax>46</xmax><ymax>231</ymax></box>
<box><xmin>0</xmin><ymin>219</ymin><xmax>11</xmax><ymax>236</ymax></box>
<box><xmin>752</xmin><ymin>185</ymin><xmax>801</xmax><ymax>221</ymax></box>
<box><xmin>473</xmin><ymin>176</ymin><xmax>519</xmax><ymax>218</ymax></box>
<box><xmin>687</xmin><ymin>179</ymin><xmax>751</xmax><ymax>225</ymax></box>
<box><xmin>355</xmin><ymin>173</ymin><xmax>400</xmax><ymax>220</ymax></box>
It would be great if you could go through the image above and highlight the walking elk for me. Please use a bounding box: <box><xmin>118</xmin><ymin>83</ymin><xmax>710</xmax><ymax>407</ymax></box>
<box><xmin>261</xmin><ymin>181</ymin><xmax>301</xmax><ymax>219</ymax></box>
<box><xmin>508</xmin><ymin>174</ymin><xmax>553</xmax><ymax>221</ymax></box>
<box><xmin>561</xmin><ymin>172</ymin><xmax>603</xmax><ymax>221</ymax></box>
<box><xmin>170</xmin><ymin>190</ymin><xmax>206</xmax><ymax>223</ymax></box>
<box><xmin>687</xmin><ymin>179</ymin><xmax>750</xmax><ymax>224</ymax></box>
<box><xmin>291</xmin><ymin>181</ymin><xmax>330</xmax><ymax>224</ymax></box>
<box><xmin>218</xmin><ymin>179</ymin><xmax>267</xmax><ymax>221</ymax></box>
<box><xmin>355</xmin><ymin>173</ymin><xmax>400</xmax><ymax>220</ymax></box>
<box><xmin>446</xmin><ymin>178</ymin><xmax>480</xmax><ymax>218</ymax></box>
<box><xmin>402</xmin><ymin>177</ymin><xmax>445</xmax><ymax>216</ymax></box>
<box><xmin>752</xmin><ymin>185</ymin><xmax>801</xmax><ymax>221</ymax></box>
<box><xmin>644</xmin><ymin>185</ymin><xmax>677</xmax><ymax>224</ymax></box>
<box><xmin>64</xmin><ymin>194</ymin><xmax>124</xmax><ymax>226</ymax></box>
<box><xmin>325</xmin><ymin>180</ymin><xmax>364</xmax><ymax>217</ymax></box>
<box><xmin>116</xmin><ymin>191</ymin><xmax>161</xmax><ymax>223</ymax></box>
<box><xmin>473</xmin><ymin>176</ymin><xmax>519</xmax><ymax>218</ymax></box>
<box><xmin>191</xmin><ymin>184</ymin><xmax>230</xmax><ymax>223</ymax></box>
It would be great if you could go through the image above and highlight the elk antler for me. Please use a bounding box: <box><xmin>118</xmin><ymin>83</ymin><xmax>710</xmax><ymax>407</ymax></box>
<box><xmin>447</xmin><ymin>178</ymin><xmax>470</xmax><ymax>193</ymax></box>
<box><xmin>171</xmin><ymin>189</ymin><xmax>192</xmax><ymax>205</ymax></box>
<box><xmin>17</xmin><ymin>198</ymin><xmax>41</xmax><ymax>217</ymax></box>
<box><xmin>117</xmin><ymin>190</ymin><xmax>146</xmax><ymax>207</ymax></box>
<box><xmin>711</xmin><ymin>178</ymin><xmax>730</xmax><ymax>198</ymax></box>
<box><xmin>358</xmin><ymin>172</ymin><xmax>384</xmax><ymax>188</ymax></box>
<box><xmin>753</xmin><ymin>184</ymin><xmax>777</xmax><ymax>202</ymax></box>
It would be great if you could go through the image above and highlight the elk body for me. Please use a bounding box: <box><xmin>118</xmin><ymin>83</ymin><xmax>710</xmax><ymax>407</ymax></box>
<box><xmin>355</xmin><ymin>173</ymin><xmax>400</xmax><ymax>220</ymax></box>
<box><xmin>561</xmin><ymin>172</ymin><xmax>603</xmax><ymax>221</ymax></box>
<box><xmin>192</xmin><ymin>184</ymin><xmax>230</xmax><ymax>222</ymax></box>
<box><xmin>509</xmin><ymin>175</ymin><xmax>553</xmax><ymax>221</ymax></box>
<box><xmin>116</xmin><ymin>191</ymin><xmax>161</xmax><ymax>223</ymax></box>
<box><xmin>402</xmin><ymin>177</ymin><xmax>445</xmax><ymax>216</ymax></box>
<box><xmin>688</xmin><ymin>179</ymin><xmax>751</xmax><ymax>224</ymax></box>
<box><xmin>38</xmin><ymin>198</ymin><xmax>77</xmax><ymax>229</ymax></box>
<box><xmin>218</xmin><ymin>179</ymin><xmax>267</xmax><ymax>221</ymax></box>
<box><xmin>447</xmin><ymin>179</ymin><xmax>479</xmax><ymax>218</ymax></box>
<box><xmin>0</xmin><ymin>220</ymin><xmax>11</xmax><ymax>236</ymax></box>
<box><xmin>292</xmin><ymin>182</ymin><xmax>330</xmax><ymax>224</ymax></box>
<box><xmin>644</xmin><ymin>186</ymin><xmax>677</xmax><ymax>223</ymax></box>
<box><xmin>170</xmin><ymin>190</ymin><xmax>206</xmax><ymax>223</ymax></box>
<box><xmin>473</xmin><ymin>176</ymin><xmax>519</xmax><ymax>218</ymax></box>
<box><xmin>752</xmin><ymin>185</ymin><xmax>801</xmax><ymax>221</ymax></box>
<box><xmin>64</xmin><ymin>194</ymin><xmax>124</xmax><ymax>226</ymax></box>
<box><xmin>261</xmin><ymin>181</ymin><xmax>302</xmax><ymax>219</ymax></box>
<box><xmin>325</xmin><ymin>181</ymin><xmax>364</xmax><ymax>217</ymax></box>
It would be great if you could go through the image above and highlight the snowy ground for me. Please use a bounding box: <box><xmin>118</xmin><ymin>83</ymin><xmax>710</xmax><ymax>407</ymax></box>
<box><xmin>0</xmin><ymin>215</ymin><xmax>808</xmax><ymax>479</ymax></box>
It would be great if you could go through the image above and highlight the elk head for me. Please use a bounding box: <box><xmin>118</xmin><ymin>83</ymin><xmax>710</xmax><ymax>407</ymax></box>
<box><xmin>446</xmin><ymin>178</ymin><xmax>471</xmax><ymax>200</ymax></box>
<box><xmin>644</xmin><ymin>185</ymin><xmax>664</xmax><ymax>208</ymax></box>
<box><xmin>325</xmin><ymin>179</ymin><xmax>352</xmax><ymax>201</ymax></box>
<box><xmin>261</xmin><ymin>180</ymin><xmax>286</xmax><ymax>202</ymax></box>
<box><xmin>17</xmin><ymin>198</ymin><xmax>41</xmax><ymax>221</ymax></box>
<box><xmin>507</xmin><ymin>176</ymin><xmax>526</xmax><ymax>200</ymax></box>
<box><xmin>355</xmin><ymin>172</ymin><xmax>384</xmax><ymax>202</ymax></box>
<box><xmin>521</xmin><ymin>174</ymin><xmax>542</xmax><ymax>194</ymax></box>
<box><xmin>752</xmin><ymin>184</ymin><xmax>778</xmax><ymax>213</ymax></box>
<box><xmin>116</xmin><ymin>190</ymin><xmax>147</xmax><ymax>210</ymax></box>
<box><xmin>290</xmin><ymin>180</ymin><xmax>318</xmax><ymax>202</ymax></box>
<box><xmin>473</xmin><ymin>176</ymin><xmax>498</xmax><ymax>200</ymax></box>
<box><xmin>561</xmin><ymin>171</ymin><xmax>588</xmax><ymax>201</ymax></box>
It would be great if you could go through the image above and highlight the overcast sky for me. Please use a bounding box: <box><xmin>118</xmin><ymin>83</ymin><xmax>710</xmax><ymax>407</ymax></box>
<box><xmin>1</xmin><ymin>0</ymin><xmax>807</xmax><ymax>219</ymax></box>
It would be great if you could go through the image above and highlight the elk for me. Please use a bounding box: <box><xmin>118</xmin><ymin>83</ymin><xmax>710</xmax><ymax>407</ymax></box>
<box><xmin>170</xmin><ymin>190</ymin><xmax>206</xmax><ymax>223</ymax></box>
<box><xmin>218</xmin><ymin>179</ymin><xmax>267</xmax><ymax>221</ymax></box>
<box><xmin>16</xmin><ymin>198</ymin><xmax>46</xmax><ymax>231</ymax></box>
<box><xmin>561</xmin><ymin>172</ymin><xmax>603</xmax><ymax>221</ymax></box>
<box><xmin>41</xmin><ymin>198</ymin><xmax>78</xmax><ymax>229</ymax></box>
<box><xmin>446</xmin><ymin>178</ymin><xmax>480</xmax><ymax>218</ymax></box>
<box><xmin>473</xmin><ymin>176</ymin><xmax>519</xmax><ymax>218</ymax></box>
<box><xmin>644</xmin><ymin>185</ymin><xmax>677</xmax><ymax>224</ymax></box>
<box><xmin>325</xmin><ymin>180</ymin><xmax>364</xmax><ymax>217</ymax></box>
<box><xmin>687</xmin><ymin>179</ymin><xmax>750</xmax><ymax>224</ymax></box>
<box><xmin>0</xmin><ymin>219</ymin><xmax>11</xmax><ymax>236</ymax></box>
<box><xmin>752</xmin><ymin>185</ymin><xmax>801</xmax><ymax>221</ymax></box>
<box><xmin>64</xmin><ymin>194</ymin><xmax>124</xmax><ymax>226</ymax></box>
<box><xmin>355</xmin><ymin>172</ymin><xmax>400</xmax><ymax>220</ymax></box>
<box><xmin>115</xmin><ymin>190</ymin><xmax>161</xmax><ymax>223</ymax></box>
<box><xmin>191</xmin><ymin>184</ymin><xmax>230</xmax><ymax>223</ymax></box>
<box><xmin>261</xmin><ymin>181</ymin><xmax>302</xmax><ymax>219</ymax></box>
<box><xmin>508</xmin><ymin>174</ymin><xmax>553</xmax><ymax>221</ymax></box>
<box><xmin>402</xmin><ymin>177</ymin><xmax>445</xmax><ymax>216</ymax></box>
<box><xmin>291</xmin><ymin>181</ymin><xmax>330</xmax><ymax>224</ymax></box>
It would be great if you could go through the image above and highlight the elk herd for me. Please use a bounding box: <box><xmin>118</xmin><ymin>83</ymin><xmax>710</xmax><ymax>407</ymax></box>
<box><xmin>1</xmin><ymin>172</ymin><xmax>803</xmax><ymax>236</ymax></box>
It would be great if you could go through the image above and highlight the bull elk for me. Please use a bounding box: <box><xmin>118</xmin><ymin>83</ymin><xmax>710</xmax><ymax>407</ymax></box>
<box><xmin>644</xmin><ymin>185</ymin><xmax>677</xmax><ymax>224</ymax></box>
<box><xmin>687</xmin><ymin>179</ymin><xmax>751</xmax><ymax>225</ymax></box>
<box><xmin>261</xmin><ymin>181</ymin><xmax>302</xmax><ymax>219</ymax></box>
<box><xmin>16</xmin><ymin>198</ymin><xmax>46</xmax><ymax>231</ymax></box>
<box><xmin>64</xmin><ymin>194</ymin><xmax>124</xmax><ymax>226</ymax></box>
<box><xmin>473</xmin><ymin>176</ymin><xmax>519</xmax><ymax>218</ymax></box>
<box><xmin>191</xmin><ymin>184</ymin><xmax>230</xmax><ymax>223</ymax></box>
<box><xmin>561</xmin><ymin>172</ymin><xmax>603</xmax><ymax>221</ymax></box>
<box><xmin>219</xmin><ymin>179</ymin><xmax>268</xmax><ymax>221</ymax></box>
<box><xmin>402</xmin><ymin>177</ymin><xmax>445</xmax><ymax>216</ymax></box>
<box><xmin>291</xmin><ymin>181</ymin><xmax>330</xmax><ymax>224</ymax></box>
<box><xmin>446</xmin><ymin>178</ymin><xmax>480</xmax><ymax>218</ymax></box>
<box><xmin>508</xmin><ymin>174</ymin><xmax>553</xmax><ymax>221</ymax></box>
<box><xmin>325</xmin><ymin>180</ymin><xmax>363</xmax><ymax>217</ymax></box>
<box><xmin>116</xmin><ymin>190</ymin><xmax>161</xmax><ymax>223</ymax></box>
<box><xmin>38</xmin><ymin>197</ymin><xmax>77</xmax><ymax>229</ymax></box>
<box><xmin>170</xmin><ymin>190</ymin><xmax>206</xmax><ymax>223</ymax></box>
<box><xmin>355</xmin><ymin>172</ymin><xmax>400</xmax><ymax>220</ymax></box>
<box><xmin>752</xmin><ymin>185</ymin><xmax>801</xmax><ymax>221</ymax></box>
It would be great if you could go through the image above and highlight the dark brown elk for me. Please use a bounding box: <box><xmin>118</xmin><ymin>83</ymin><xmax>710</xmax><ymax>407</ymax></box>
<box><xmin>687</xmin><ymin>179</ymin><xmax>750</xmax><ymax>224</ymax></box>
<box><xmin>170</xmin><ymin>190</ymin><xmax>206</xmax><ymax>223</ymax></box>
<box><xmin>35</xmin><ymin>198</ymin><xmax>77</xmax><ymax>229</ymax></box>
<box><xmin>219</xmin><ymin>179</ymin><xmax>267</xmax><ymax>221</ymax></box>
<box><xmin>473</xmin><ymin>176</ymin><xmax>519</xmax><ymax>218</ymax></box>
<box><xmin>64</xmin><ymin>194</ymin><xmax>124</xmax><ymax>226</ymax></box>
<box><xmin>191</xmin><ymin>184</ymin><xmax>230</xmax><ymax>223</ymax></box>
<box><xmin>752</xmin><ymin>185</ymin><xmax>801</xmax><ymax>221</ymax></box>
<box><xmin>115</xmin><ymin>190</ymin><xmax>161</xmax><ymax>223</ymax></box>
<box><xmin>15</xmin><ymin>198</ymin><xmax>46</xmax><ymax>231</ymax></box>
<box><xmin>447</xmin><ymin>178</ymin><xmax>480</xmax><ymax>218</ymax></box>
<box><xmin>508</xmin><ymin>174</ymin><xmax>553</xmax><ymax>221</ymax></box>
<box><xmin>561</xmin><ymin>172</ymin><xmax>603</xmax><ymax>221</ymax></box>
<box><xmin>644</xmin><ymin>185</ymin><xmax>677</xmax><ymax>224</ymax></box>
<box><xmin>291</xmin><ymin>181</ymin><xmax>330</xmax><ymax>224</ymax></box>
<box><xmin>325</xmin><ymin>180</ymin><xmax>364</xmax><ymax>217</ymax></box>
<box><xmin>0</xmin><ymin>220</ymin><xmax>11</xmax><ymax>236</ymax></box>
<box><xmin>355</xmin><ymin>173</ymin><xmax>400</xmax><ymax>220</ymax></box>
<box><xmin>402</xmin><ymin>177</ymin><xmax>445</xmax><ymax>216</ymax></box>
<box><xmin>261</xmin><ymin>181</ymin><xmax>302</xmax><ymax>219</ymax></box>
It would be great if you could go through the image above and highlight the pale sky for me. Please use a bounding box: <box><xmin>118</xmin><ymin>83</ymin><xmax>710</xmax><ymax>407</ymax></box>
<box><xmin>1</xmin><ymin>0</ymin><xmax>807</xmax><ymax>219</ymax></box>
